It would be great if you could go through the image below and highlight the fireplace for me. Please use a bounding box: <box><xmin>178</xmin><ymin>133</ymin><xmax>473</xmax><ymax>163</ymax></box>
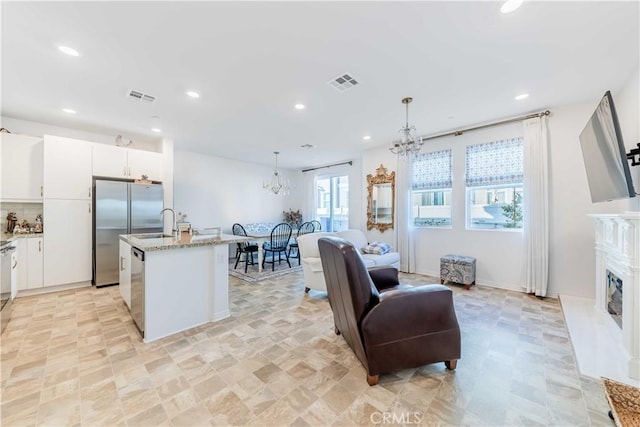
<box><xmin>591</xmin><ymin>213</ymin><xmax>640</xmax><ymax>381</ymax></box>
<box><xmin>606</xmin><ymin>269</ymin><xmax>622</xmax><ymax>328</ymax></box>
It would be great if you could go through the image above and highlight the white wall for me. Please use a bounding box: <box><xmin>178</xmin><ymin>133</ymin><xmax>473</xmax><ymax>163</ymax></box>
<box><xmin>359</xmin><ymin>68</ymin><xmax>639</xmax><ymax>297</ymax></box>
<box><xmin>173</xmin><ymin>150</ymin><xmax>305</xmax><ymax>232</ymax></box>
<box><xmin>548</xmin><ymin>68</ymin><xmax>639</xmax><ymax>298</ymax></box>
<box><xmin>0</xmin><ymin>116</ymin><xmax>161</xmax><ymax>152</ymax></box>
<box><xmin>364</xmin><ymin>123</ymin><xmax>526</xmax><ymax>291</ymax></box>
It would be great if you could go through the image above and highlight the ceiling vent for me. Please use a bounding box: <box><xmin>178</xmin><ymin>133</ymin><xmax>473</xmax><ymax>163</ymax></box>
<box><xmin>127</xmin><ymin>89</ymin><xmax>156</xmax><ymax>103</ymax></box>
<box><xmin>328</xmin><ymin>73</ymin><xmax>359</xmax><ymax>92</ymax></box>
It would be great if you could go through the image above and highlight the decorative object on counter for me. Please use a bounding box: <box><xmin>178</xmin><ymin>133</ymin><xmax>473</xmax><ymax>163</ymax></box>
<box><xmin>34</xmin><ymin>215</ymin><xmax>43</xmax><ymax>233</ymax></box>
<box><xmin>0</xmin><ymin>127</ymin><xmax>11</xmax><ymax>133</ymax></box>
<box><xmin>282</xmin><ymin>209</ymin><xmax>302</xmax><ymax>227</ymax></box>
<box><xmin>263</xmin><ymin>151</ymin><xmax>290</xmax><ymax>195</ymax></box>
<box><xmin>134</xmin><ymin>174</ymin><xmax>152</xmax><ymax>184</ymax></box>
<box><xmin>6</xmin><ymin>212</ymin><xmax>17</xmax><ymax>233</ymax></box>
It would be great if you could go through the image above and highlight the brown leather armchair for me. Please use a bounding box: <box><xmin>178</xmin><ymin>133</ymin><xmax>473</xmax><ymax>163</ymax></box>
<box><xmin>318</xmin><ymin>236</ymin><xmax>461</xmax><ymax>385</ymax></box>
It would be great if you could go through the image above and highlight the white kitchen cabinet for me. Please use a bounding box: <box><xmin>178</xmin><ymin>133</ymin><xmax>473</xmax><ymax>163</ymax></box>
<box><xmin>26</xmin><ymin>238</ymin><xmax>43</xmax><ymax>289</ymax></box>
<box><xmin>119</xmin><ymin>239</ymin><xmax>131</xmax><ymax>309</ymax></box>
<box><xmin>127</xmin><ymin>149</ymin><xmax>163</xmax><ymax>181</ymax></box>
<box><xmin>11</xmin><ymin>247</ymin><xmax>18</xmax><ymax>299</ymax></box>
<box><xmin>43</xmin><ymin>135</ymin><xmax>92</xmax><ymax>200</ymax></box>
<box><xmin>92</xmin><ymin>144</ymin><xmax>128</xmax><ymax>178</ymax></box>
<box><xmin>92</xmin><ymin>144</ymin><xmax>163</xmax><ymax>182</ymax></box>
<box><xmin>15</xmin><ymin>239</ymin><xmax>27</xmax><ymax>291</ymax></box>
<box><xmin>1</xmin><ymin>133</ymin><xmax>43</xmax><ymax>201</ymax></box>
<box><xmin>43</xmin><ymin>199</ymin><xmax>91</xmax><ymax>287</ymax></box>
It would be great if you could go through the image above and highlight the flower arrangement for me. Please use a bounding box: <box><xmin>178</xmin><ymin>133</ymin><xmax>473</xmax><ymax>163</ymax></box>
<box><xmin>282</xmin><ymin>209</ymin><xmax>303</xmax><ymax>226</ymax></box>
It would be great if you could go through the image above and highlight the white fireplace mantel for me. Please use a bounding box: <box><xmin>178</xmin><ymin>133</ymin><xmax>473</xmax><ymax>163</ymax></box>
<box><xmin>589</xmin><ymin>212</ymin><xmax>640</xmax><ymax>380</ymax></box>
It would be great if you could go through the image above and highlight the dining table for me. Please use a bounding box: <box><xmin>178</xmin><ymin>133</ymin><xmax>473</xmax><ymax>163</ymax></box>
<box><xmin>243</xmin><ymin>223</ymin><xmax>298</xmax><ymax>272</ymax></box>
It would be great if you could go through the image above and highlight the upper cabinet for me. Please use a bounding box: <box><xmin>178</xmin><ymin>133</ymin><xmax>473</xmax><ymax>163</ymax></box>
<box><xmin>43</xmin><ymin>135</ymin><xmax>92</xmax><ymax>200</ymax></box>
<box><xmin>1</xmin><ymin>133</ymin><xmax>44</xmax><ymax>201</ymax></box>
<box><xmin>92</xmin><ymin>144</ymin><xmax>163</xmax><ymax>182</ymax></box>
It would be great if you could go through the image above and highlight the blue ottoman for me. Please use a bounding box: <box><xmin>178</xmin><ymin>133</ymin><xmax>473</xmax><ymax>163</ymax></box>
<box><xmin>440</xmin><ymin>254</ymin><xmax>476</xmax><ymax>290</ymax></box>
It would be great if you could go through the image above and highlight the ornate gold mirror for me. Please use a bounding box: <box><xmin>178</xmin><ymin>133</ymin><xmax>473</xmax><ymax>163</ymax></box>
<box><xmin>367</xmin><ymin>164</ymin><xmax>395</xmax><ymax>232</ymax></box>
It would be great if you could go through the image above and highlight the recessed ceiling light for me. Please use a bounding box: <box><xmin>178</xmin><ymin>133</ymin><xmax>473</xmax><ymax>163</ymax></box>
<box><xmin>294</xmin><ymin>103</ymin><xmax>306</xmax><ymax>110</ymax></box>
<box><xmin>363</xmin><ymin>135</ymin><xmax>371</xmax><ymax>141</ymax></box>
<box><xmin>186</xmin><ymin>91</ymin><xmax>200</xmax><ymax>98</ymax></box>
<box><xmin>501</xmin><ymin>0</ymin><xmax>523</xmax><ymax>14</ymax></box>
<box><xmin>300</xmin><ymin>144</ymin><xmax>315</xmax><ymax>149</ymax></box>
<box><xmin>515</xmin><ymin>93</ymin><xmax>529</xmax><ymax>100</ymax></box>
<box><xmin>151</xmin><ymin>128</ymin><xmax>162</xmax><ymax>133</ymax></box>
<box><xmin>62</xmin><ymin>108</ymin><xmax>76</xmax><ymax>114</ymax></box>
<box><xmin>58</xmin><ymin>45</ymin><xmax>80</xmax><ymax>57</ymax></box>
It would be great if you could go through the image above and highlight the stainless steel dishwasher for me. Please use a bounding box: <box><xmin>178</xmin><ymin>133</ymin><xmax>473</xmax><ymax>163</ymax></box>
<box><xmin>130</xmin><ymin>247</ymin><xmax>145</xmax><ymax>336</ymax></box>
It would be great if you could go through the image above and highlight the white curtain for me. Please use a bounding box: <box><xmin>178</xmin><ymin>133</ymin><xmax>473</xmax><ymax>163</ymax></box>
<box><xmin>302</xmin><ymin>171</ymin><xmax>317</xmax><ymax>223</ymax></box>
<box><xmin>396</xmin><ymin>154</ymin><xmax>416</xmax><ymax>273</ymax></box>
<box><xmin>522</xmin><ymin>116</ymin><xmax>549</xmax><ymax>296</ymax></box>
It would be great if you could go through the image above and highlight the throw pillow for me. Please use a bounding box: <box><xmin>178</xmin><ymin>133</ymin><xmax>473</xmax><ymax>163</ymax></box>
<box><xmin>362</xmin><ymin>241</ymin><xmax>391</xmax><ymax>255</ymax></box>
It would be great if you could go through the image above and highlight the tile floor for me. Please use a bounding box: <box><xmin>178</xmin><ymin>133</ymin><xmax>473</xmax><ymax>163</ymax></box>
<box><xmin>1</xmin><ymin>270</ymin><xmax>613</xmax><ymax>426</ymax></box>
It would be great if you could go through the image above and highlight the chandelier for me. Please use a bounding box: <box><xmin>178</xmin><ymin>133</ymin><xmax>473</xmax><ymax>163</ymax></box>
<box><xmin>263</xmin><ymin>151</ymin><xmax>290</xmax><ymax>195</ymax></box>
<box><xmin>389</xmin><ymin>97</ymin><xmax>423</xmax><ymax>156</ymax></box>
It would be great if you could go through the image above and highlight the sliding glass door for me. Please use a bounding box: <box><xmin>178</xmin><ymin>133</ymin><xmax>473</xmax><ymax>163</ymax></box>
<box><xmin>315</xmin><ymin>175</ymin><xmax>349</xmax><ymax>232</ymax></box>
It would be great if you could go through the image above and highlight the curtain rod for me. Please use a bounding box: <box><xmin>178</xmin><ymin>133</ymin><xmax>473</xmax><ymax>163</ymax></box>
<box><xmin>301</xmin><ymin>160</ymin><xmax>353</xmax><ymax>173</ymax></box>
<box><xmin>421</xmin><ymin>110</ymin><xmax>551</xmax><ymax>142</ymax></box>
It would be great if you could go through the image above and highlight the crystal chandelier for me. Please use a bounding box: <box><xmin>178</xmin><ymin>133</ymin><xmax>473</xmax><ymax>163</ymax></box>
<box><xmin>389</xmin><ymin>97</ymin><xmax>423</xmax><ymax>156</ymax></box>
<box><xmin>263</xmin><ymin>151</ymin><xmax>290</xmax><ymax>195</ymax></box>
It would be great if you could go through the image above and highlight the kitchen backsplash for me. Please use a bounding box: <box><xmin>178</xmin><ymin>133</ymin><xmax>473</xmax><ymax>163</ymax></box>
<box><xmin>1</xmin><ymin>202</ymin><xmax>43</xmax><ymax>233</ymax></box>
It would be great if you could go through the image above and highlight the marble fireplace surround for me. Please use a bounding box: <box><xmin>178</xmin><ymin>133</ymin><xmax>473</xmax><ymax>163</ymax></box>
<box><xmin>591</xmin><ymin>213</ymin><xmax>640</xmax><ymax>381</ymax></box>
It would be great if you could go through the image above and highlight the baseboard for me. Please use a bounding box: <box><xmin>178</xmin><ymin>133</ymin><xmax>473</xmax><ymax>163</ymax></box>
<box><xmin>413</xmin><ymin>269</ymin><xmax>558</xmax><ymax>298</ymax></box>
<box><xmin>16</xmin><ymin>281</ymin><xmax>91</xmax><ymax>298</ymax></box>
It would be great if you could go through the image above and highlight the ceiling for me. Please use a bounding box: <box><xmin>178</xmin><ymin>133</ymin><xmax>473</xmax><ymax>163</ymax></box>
<box><xmin>1</xmin><ymin>1</ymin><xmax>638</xmax><ymax>170</ymax></box>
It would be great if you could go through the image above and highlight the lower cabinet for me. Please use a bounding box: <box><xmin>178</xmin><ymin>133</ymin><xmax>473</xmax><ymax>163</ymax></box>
<box><xmin>11</xmin><ymin>249</ymin><xmax>18</xmax><ymax>299</ymax></box>
<box><xmin>27</xmin><ymin>238</ymin><xmax>44</xmax><ymax>289</ymax></box>
<box><xmin>119</xmin><ymin>240</ymin><xmax>131</xmax><ymax>309</ymax></box>
<box><xmin>44</xmin><ymin>199</ymin><xmax>91</xmax><ymax>287</ymax></box>
<box><xmin>14</xmin><ymin>238</ymin><xmax>43</xmax><ymax>291</ymax></box>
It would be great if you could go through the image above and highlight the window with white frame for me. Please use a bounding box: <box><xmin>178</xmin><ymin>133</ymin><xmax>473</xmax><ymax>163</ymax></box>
<box><xmin>412</xmin><ymin>149</ymin><xmax>452</xmax><ymax>227</ymax></box>
<box><xmin>315</xmin><ymin>175</ymin><xmax>349</xmax><ymax>232</ymax></box>
<box><xmin>466</xmin><ymin>138</ymin><xmax>524</xmax><ymax>230</ymax></box>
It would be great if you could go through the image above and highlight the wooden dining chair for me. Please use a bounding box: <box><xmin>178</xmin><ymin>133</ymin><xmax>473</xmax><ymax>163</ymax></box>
<box><xmin>262</xmin><ymin>223</ymin><xmax>292</xmax><ymax>271</ymax></box>
<box><xmin>232</xmin><ymin>223</ymin><xmax>259</xmax><ymax>273</ymax></box>
<box><xmin>287</xmin><ymin>221</ymin><xmax>315</xmax><ymax>265</ymax></box>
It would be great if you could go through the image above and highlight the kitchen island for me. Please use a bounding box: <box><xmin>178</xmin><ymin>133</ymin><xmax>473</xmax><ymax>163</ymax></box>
<box><xmin>119</xmin><ymin>232</ymin><xmax>247</xmax><ymax>343</ymax></box>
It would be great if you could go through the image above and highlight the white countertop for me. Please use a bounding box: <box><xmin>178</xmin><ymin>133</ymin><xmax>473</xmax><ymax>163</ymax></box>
<box><xmin>120</xmin><ymin>232</ymin><xmax>248</xmax><ymax>252</ymax></box>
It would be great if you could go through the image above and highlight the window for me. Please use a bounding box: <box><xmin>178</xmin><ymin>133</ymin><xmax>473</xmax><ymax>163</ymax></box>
<box><xmin>412</xmin><ymin>149</ymin><xmax>452</xmax><ymax>227</ymax></box>
<box><xmin>315</xmin><ymin>175</ymin><xmax>349</xmax><ymax>231</ymax></box>
<box><xmin>466</xmin><ymin>138</ymin><xmax>524</xmax><ymax>229</ymax></box>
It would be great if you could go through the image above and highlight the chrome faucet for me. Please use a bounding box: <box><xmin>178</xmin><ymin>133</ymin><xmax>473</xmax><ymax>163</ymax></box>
<box><xmin>160</xmin><ymin>208</ymin><xmax>178</xmax><ymax>237</ymax></box>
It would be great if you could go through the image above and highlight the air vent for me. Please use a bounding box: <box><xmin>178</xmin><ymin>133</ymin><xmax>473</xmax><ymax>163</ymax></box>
<box><xmin>127</xmin><ymin>89</ymin><xmax>157</xmax><ymax>103</ymax></box>
<box><xmin>328</xmin><ymin>73</ymin><xmax>359</xmax><ymax>92</ymax></box>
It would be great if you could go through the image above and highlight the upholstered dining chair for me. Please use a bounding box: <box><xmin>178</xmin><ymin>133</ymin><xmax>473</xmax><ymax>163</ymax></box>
<box><xmin>232</xmin><ymin>223</ymin><xmax>259</xmax><ymax>273</ymax></box>
<box><xmin>288</xmin><ymin>221</ymin><xmax>315</xmax><ymax>265</ymax></box>
<box><xmin>262</xmin><ymin>223</ymin><xmax>293</xmax><ymax>271</ymax></box>
<box><xmin>310</xmin><ymin>220</ymin><xmax>322</xmax><ymax>231</ymax></box>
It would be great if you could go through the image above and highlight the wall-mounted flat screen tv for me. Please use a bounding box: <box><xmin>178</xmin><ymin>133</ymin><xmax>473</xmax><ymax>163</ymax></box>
<box><xmin>579</xmin><ymin>91</ymin><xmax>635</xmax><ymax>203</ymax></box>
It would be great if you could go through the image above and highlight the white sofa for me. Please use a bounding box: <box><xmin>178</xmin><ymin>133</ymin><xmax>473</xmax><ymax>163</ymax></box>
<box><xmin>297</xmin><ymin>229</ymin><xmax>400</xmax><ymax>293</ymax></box>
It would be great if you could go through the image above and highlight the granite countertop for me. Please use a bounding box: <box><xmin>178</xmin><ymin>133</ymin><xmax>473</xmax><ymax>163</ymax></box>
<box><xmin>120</xmin><ymin>232</ymin><xmax>248</xmax><ymax>252</ymax></box>
<box><xmin>4</xmin><ymin>233</ymin><xmax>44</xmax><ymax>241</ymax></box>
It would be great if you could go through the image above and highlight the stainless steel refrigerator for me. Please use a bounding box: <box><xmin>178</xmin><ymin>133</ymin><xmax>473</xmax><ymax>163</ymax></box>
<box><xmin>93</xmin><ymin>179</ymin><xmax>163</xmax><ymax>287</ymax></box>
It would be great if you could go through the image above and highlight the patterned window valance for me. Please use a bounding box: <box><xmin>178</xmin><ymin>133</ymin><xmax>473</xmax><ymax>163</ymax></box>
<box><xmin>466</xmin><ymin>137</ymin><xmax>523</xmax><ymax>187</ymax></box>
<box><xmin>412</xmin><ymin>149</ymin><xmax>452</xmax><ymax>190</ymax></box>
